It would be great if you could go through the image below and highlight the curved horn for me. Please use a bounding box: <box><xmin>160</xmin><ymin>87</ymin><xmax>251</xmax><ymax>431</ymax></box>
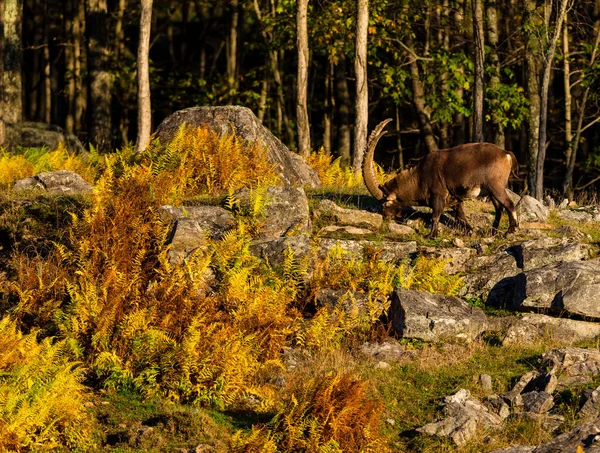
<box><xmin>362</xmin><ymin>118</ymin><xmax>393</xmax><ymax>201</ymax></box>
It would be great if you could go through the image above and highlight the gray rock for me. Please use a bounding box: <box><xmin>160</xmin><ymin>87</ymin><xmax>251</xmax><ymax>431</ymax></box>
<box><xmin>388</xmin><ymin>223</ymin><xmax>416</xmax><ymax>237</ymax></box>
<box><xmin>167</xmin><ymin>218</ymin><xmax>209</xmax><ymax>264</ymax></box>
<box><xmin>511</xmin><ymin>259</ymin><xmax>600</xmax><ymax>318</ymax></box>
<box><xmin>516</xmin><ymin>237</ymin><xmax>591</xmax><ymax>271</ymax></box>
<box><xmin>580</xmin><ymin>386</ymin><xmax>600</xmax><ymax>423</ymax></box>
<box><xmin>517</xmin><ymin>195</ymin><xmax>549</xmax><ymax>222</ymax></box>
<box><xmin>507</xmin><ymin>189</ymin><xmax>522</xmax><ymax>205</ymax></box>
<box><xmin>389</xmin><ymin>288</ymin><xmax>487</xmax><ymax>342</ymax></box>
<box><xmin>542</xmin><ymin>348</ymin><xmax>600</xmax><ymax>389</ymax></box>
<box><xmin>502</xmin><ymin>371</ymin><xmax>539</xmax><ymax>408</ymax></box>
<box><xmin>359</xmin><ymin>341</ymin><xmax>414</xmax><ymax>362</ymax></box>
<box><xmin>418</xmin><ymin>389</ymin><xmax>503</xmax><ymax>446</ymax></box>
<box><xmin>519</xmin><ymin>413</ymin><xmax>564</xmax><ymax>432</ymax></box>
<box><xmin>13</xmin><ymin>170</ymin><xmax>92</xmax><ymax>195</ymax></box>
<box><xmin>319</xmin><ymin>238</ymin><xmax>417</xmax><ymax>263</ymax></box>
<box><xmin>420</xmin><ymin>246</ymin><xmax>477</xmax><ymax>275</ymax></box>
<box><xmin>315</xmin><ymin>288</ymin><xmax>385</xmax><ymax>318</ymax></box>
<box><xmin>521</xmin><ymin>391</ymin><xmax>554</xmax><ymax>414</ymax></box>
<box><xmin>462</xmin><ymin>251</ymin><xmax>519</xmax><ymax>301</ymax></box>
<box><xmin>557</xmin><ymin>207</ymin><xmax>600</xmax><ymax>223</ymax></box>
<box><xmin>11</xmin><ymin>121</ymin><xmax>86</xmax><ymax>153</ymax></box>
<box><xmin>158</xmin><ymin>205</ymin><xmax>234</xmax><ymax>239</ymax></box>
<box><xmin>531</xmin><ymin>418</ymin><xmax>600</xmax><ymax>452</ymax></box>
<box><xmin>155</xmin><ymin>106</ymin><xmax>320</xmax><ymax>188</ymax></box>
<box><xmin>503</xmin><ymin>314</ymin><xmax>600</xmax><ymax>346</ymax></box>
<box><xmin>484</xmin><ymin>395</ymin><xmax>511</xmax><ymax>420</ymax></box>
<box><xmin>317</xmin><ymin>199</ymin><xmax>383</xmax><ymax>230</ymax></box>
<box><xmin>480</xmin><ymin>374</ymin><xmax>493</xmax><ymax>393</ymax></box>
<box><xmin>235</xmin><ymin>186</ymin><xmax>311</xmax><ymax>240</ymax></box>
<box><xmin>319</xmin><ymin>225</ymin><xmax>373</xmax><ymax>236</ymax></box>
<box><xmin>249</xmin><ymin>235</ymin><xmax>312</xmax><ymax>267</ymax></box>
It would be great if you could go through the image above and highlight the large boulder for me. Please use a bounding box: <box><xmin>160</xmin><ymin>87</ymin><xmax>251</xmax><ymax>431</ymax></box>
<box><xmin>516</xmin><ymin>195</ymin><xmax>549</xmax><ymax>222</ymax></box>
<box><xmin>155</xmin><ymin>106</ymin><xmax>320</xmax><ymax>188</ymax></box>
<box><xmin>13</xmin><ymin>170</ymin><xmax>92</xmax><ymax>195</ymax></box>
<box><xmin>510</xmin><ymin>259</ymin><xmax>600</xmax><ymax>318</ymax></box>
<box><xmin>234</xmin><ymin>186</ymin><xmax>311</xmax><ymax>240</ymax></box>
<box><xmin>389</xmin><ymin>289</ymin><xmax>487</xmax><ymax>341</ymax></box>
<box><xmin>315</xmin><ymin>288</ymin><xmax>386</xmax><ymax>318</ymax></box>
<box><xmin>249</xmin><ymin>235</ymin><xmax>312</xmax><ymax>267</ymax></box>
<box><xmin>9</xmin><ymin>122</ymin><xmax>86</xmax><ymax>154</ymax></box>
<box><xmin>158</xmin><ymin>205</ymin><xmax>235</xmax><ymax>239</ymax></box>
<box><xmin>462</xmin><ymin>237</ymin><xmax>590</xmax><ymax>302</ymax></box>
<box><xmin>319</xmin><ymin>238</ymin><xmax>417</xmax><ymax>263</ymax></box>
<box><xmin>556</xmin><ymin>206</ymin><xmax>600</xmax><ymax>223</ymax></box>
<box><xmin>166</xmin><ymin>218</ymin><xmax>209</xmax><ymax>264</ymax></box>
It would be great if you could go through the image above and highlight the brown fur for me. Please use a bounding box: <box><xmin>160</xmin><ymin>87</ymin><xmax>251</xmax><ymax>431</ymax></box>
<box><xmin>362</xmin><ymin>119</ymin><xmax>519</xmax><ymax>238</ymax></box>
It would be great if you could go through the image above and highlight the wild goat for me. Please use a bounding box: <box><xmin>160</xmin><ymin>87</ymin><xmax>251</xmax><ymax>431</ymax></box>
<box><xmin>362</xmin><ymin>119</ymin><xmax>519</xmax><ymax>238</ymax></box>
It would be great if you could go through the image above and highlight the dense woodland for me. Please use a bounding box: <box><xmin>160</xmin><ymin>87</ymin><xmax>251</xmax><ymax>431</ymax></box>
<box><xmin>2</xmin><ymin>0</ymin><xmax>600</xmax><ymax>197</ymax></box>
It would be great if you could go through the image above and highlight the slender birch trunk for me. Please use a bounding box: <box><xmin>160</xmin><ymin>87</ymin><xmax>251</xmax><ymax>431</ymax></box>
<box><xmin>487</xmin><ymin>0</ymin><xmax>504</xmax><ymax>148</ymax></box>
<box><xmin>296</xmin><ymin>0</ymin><xmax>310</xmax><ymax>157</ymax></box>
<box><xmin>353</xmin><ymin>0</ymin><xmax>368</xmax><ymax>172</ymax></box>
<box><xmin>135</xmin><ymin>0</ymin><xmax>153</xmax><ymax>153</ymax></box>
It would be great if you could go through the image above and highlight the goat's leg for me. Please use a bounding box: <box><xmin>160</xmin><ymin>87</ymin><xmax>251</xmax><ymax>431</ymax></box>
<box><xmin>454</xmin><ymin>201</ymin><xmax>473</xmax><ymax>232</ymax></box>
<box><xmin>491</xmin><ymin>188</ymin><xmax>518</xmax><ymax>234</ymax></box>
<box><xmin>428</xmin><ymin>196</ymin><xmax>445</xmax><ymax>239</ymax></box>
<box><xmin>490</xmin><ymin>197</ymin><xmax>503</xmax><ymax>233</ymax></box>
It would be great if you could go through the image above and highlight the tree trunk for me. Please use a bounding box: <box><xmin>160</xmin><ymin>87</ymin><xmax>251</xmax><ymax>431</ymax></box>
<box><xmin>453</xmin><ymin>0</ymin><xmax>466</xmax><ymax>144</ymax></box>
<box><xmin>396</xmin><ymin>105</ymin><xmax>404</xmax><ymax>170</ymax></box>
<box><xmin>42</xmin><ymin>0</ymin><xmax>51</xmax><ymax>123</ymax></box>
<box><xmin>407</xmin><ymin>37</ymin><xmax>438</xmax><ymax>153</ymax></box>
<box><xmin>167</xmin><ymin>0</ymin><xmax>176</xmax><ymax>64</ymax></box>
<box><xmin>335</xmin><ymin>60</ymin><xmax>351</xmax><ymax>167</ymax></box>
<box><xmin>563</xmin><ymin>15</ymin><xmax>572</xmax><ymax>189</ymax></box>
<box><xmin>74</xmin><ymin>0</ymin><xmax>86</xmax><ymax>134</ymax></box>
<box><xmin>534</xmin><ymin>0</ymin><xmax>570</xmax><ymax>199</ymax></box>
<box><xmin>135</xmin><ymin>0</ymin><xmax>152</xmax><ymax>153</ymax></box>
<box><xmin>226</xmin><ymin>0</ymin><xmax>238</xmax><ymax>96</ymax></box>
<box><xmin>525</xmin><ymin>0</ymin><xmax>542</xmax><ymax>195</ymax></box>
<box><xmin>86</xmin><ymin>0</ymin><xmax>113</xmax><ymax>152</ymax></box>
<box><xmin>353</xmin><ymin>0</ymin><xmax>368</xmax><ymax>172</ymax></box>
<box><xmin>0</xmin><ymin>0</ymin><xmax>23</xmax><ymax>149</ymax></box>
<box><xmin>116</xmin><ymin>0</ymin><xmax>128</xmax><ymax>143</ymax></box>
<box><xmin>472</xmin><ymin>0</ymin><xmax>485</xmax><ymax>142</ymax></box>
<box><xmin>487</xmin><ymin>0</ymin><xmax>504</xmax><ymax>148</ymax></box>
<box><xmin>323</xmin><ymin>62</ymin><xmax>333</xmax><ymax>154</ymax></box>
<box><xmin>296</xmin><ymin>0</ymin><xmax>310</xmax><ymax>157</ymax></box>
<box><xmin>257</xmin><ymin>73</ymin><xmax>268</xmax><ymax>123</ymax></box>
<box><xmin>65</xmin><ymin>0</ymin><xmax>76</xmax><ymax>132</ymax></box>
<box><xmin>563</xmin><ymin>14</ymin><xmax>600</xmax><ymax>198</ymax></box>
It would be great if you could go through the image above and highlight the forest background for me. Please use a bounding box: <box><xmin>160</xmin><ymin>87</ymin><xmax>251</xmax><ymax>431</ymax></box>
<box><xmin>3</xmin><ymin>0</ymin><xmax>600</xmax><ymax>198</ymax></box>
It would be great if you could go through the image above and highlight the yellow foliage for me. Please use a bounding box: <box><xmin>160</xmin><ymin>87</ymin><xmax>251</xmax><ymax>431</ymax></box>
<box><xmin>143</xmin><ymin>124</ymin><xmax>281</xmax><ymax>202</ymax></box>
<box><xmin>0</xmin><ymin>317</ymin><xmax>97</xmax><ymax>451</ymax></box>
<box><xmin>307</xmin><ymin>147</ymin><xmax>389</xmax><ymax>189</ymax></box>
<box><xmin>232</xmin><ymin>363</ymin><xmax>391</xmax><ymax>452</ymax></box>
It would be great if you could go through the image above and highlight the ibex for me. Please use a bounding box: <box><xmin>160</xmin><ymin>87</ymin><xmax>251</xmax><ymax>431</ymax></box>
<box><xmin>362</xmin><ymin>119</ymin><xmax>519</xmax><ymax>238</ymax></box>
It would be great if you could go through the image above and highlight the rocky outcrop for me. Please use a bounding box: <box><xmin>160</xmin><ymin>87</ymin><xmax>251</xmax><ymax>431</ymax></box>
<box><xmin>159</xmin><ymin>205</ymin><xmax>235</xmax><ymax>264</ymax></box>
<box><xmin>10</xmin><ymin>121</ymin><xmax>86</xmax><ymax>154</ymax></box>
<box><xmin>510</xmin><ymin>259</ymin><xmax>600</xmax><ymax>318</ymax></box>
<box><xmin>249</xmin><ymin>235</ymin><xmax>312</xmax><ymax>267</ymax></box>
<box><xmin>541</xmin><ymin>348</ymin><xmax>600</xmax><ymax>389</ymax></box>
<box><xmin>234</xmin><ymin>186</ymin><xmax>311</xmax><ymax>240</ymax></box>
<box><xmin>389</xmin><ymin>289</ymin><xmax>487</xmax><ymax>341</ymax></box>
<box><xmin>13</xmin><ymin>170</ymin><xmax>92</xmax><ymax>195</ymax></box>
<box><xmin>317</xmin><ymin>199</ymin><xmax>383</xmax><ymax>230</ymax></box>
<box><xmin>158</xmin><ymin>205</ymin><xmax>235</xmax><ymax>239</ymax></box>
<box><xmin>319</xmin><ymin>238</ymin><xmax>417</xmax><ymax>263</ymax></box>
<box><xmin>462</xmin><ymin>237</ymin><xmax>590</xmax><ymax>302</ymax></box>
<box><xmin>556</xmin><ymin>206</ymin><xmax>600</xmax><ymax>223</ymax></box>
<box><xmin>155</xmin><ymin>106</ymin><xmax>320</xmax><ymax>188</ymax></box>
<box><xmin>503</xmin><ymin>314</ymin><xmax>600</xmax><ymax>345</ymax></box>
<box><xmin>419</xmin><ymin>246</ymin><xmax>476</xmax><ymax>275</ymax></box>
<box><xmin>417</xmin><ymin>389</ymin><xmax>504</xmax><ymax>446</ymax></box>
